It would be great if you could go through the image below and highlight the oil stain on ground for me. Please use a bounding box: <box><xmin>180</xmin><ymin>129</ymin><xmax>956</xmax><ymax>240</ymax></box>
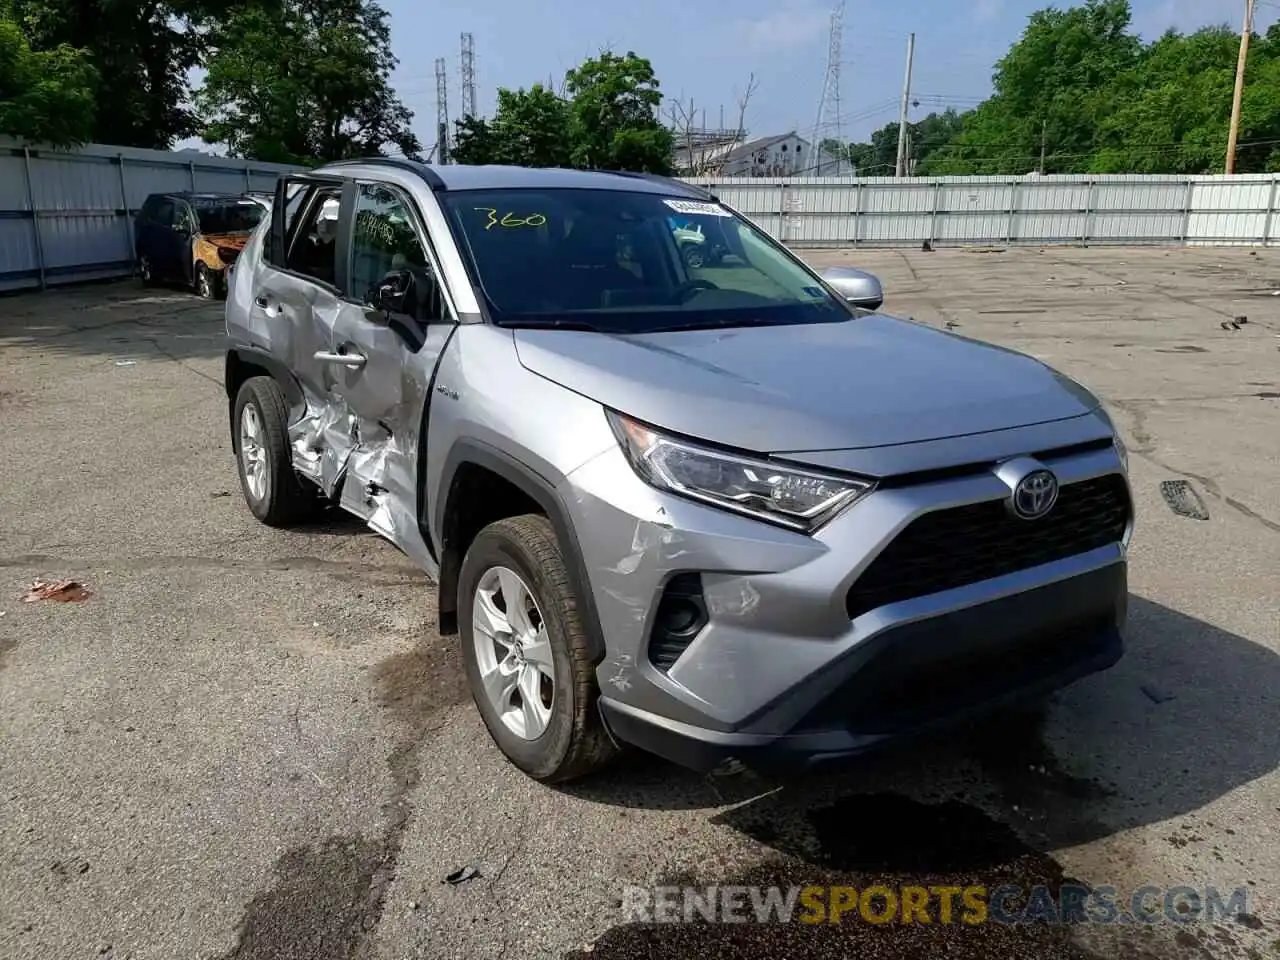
<box><xmin>218</xmin><ymin>628</ymin><xmax>468</xmax><ymax>959</ymax></box>
<box><xmin>568</xmin><ymin>794</ymin><xmax>1127</xmax><ymax>960</ymax></box>
<box><xmin>570</xmin><ymin>706</ymin><xmax>1134</xmax><ymax>960</ymax></box>
<box><xmin>217</xmin><ymin>837</ymin><xmax>387</xmax><ymax>960</ymax></box>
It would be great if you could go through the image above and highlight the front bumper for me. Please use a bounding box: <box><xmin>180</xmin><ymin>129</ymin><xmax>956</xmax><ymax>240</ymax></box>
<box><xmin>599</xmin><ymin>562</ymin><xmax>1125</xmax><ymax>773</ymax></box>
<box><xmin>561</xmin><ymin>415</ymin><xmax>1132</xmax><ymax>773</ymax></box>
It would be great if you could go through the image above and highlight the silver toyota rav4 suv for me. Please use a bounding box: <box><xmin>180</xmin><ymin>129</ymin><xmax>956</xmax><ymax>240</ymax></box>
<box><xmin>224</xmin><ymin>159</ymin><xmax>1134</xmax><ymax>783</ymax></box>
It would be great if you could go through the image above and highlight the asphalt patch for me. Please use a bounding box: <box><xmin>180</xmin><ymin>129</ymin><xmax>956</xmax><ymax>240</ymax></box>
<box><xmin>568</xmin><ymin>794</ymin><xmax>1115</xmax><ymax>960</ymax></box>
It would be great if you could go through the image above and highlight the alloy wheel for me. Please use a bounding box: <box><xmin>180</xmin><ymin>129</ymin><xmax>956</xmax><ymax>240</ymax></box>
<box><xmin>239</xmin><ymin>402</ymin><xmax>268</xmax><ymax>502</ymax></box>
<box><xmin>471</xmin><ymin>566</ymin><xmax>555</xmax><ymax>740</ymax></box>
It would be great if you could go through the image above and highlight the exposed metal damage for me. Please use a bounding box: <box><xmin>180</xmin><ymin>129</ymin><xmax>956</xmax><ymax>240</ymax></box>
<box><xmin>286</xmin><ymin>388</ymin><xmax>432</xmax><ymax>570</ymax></box>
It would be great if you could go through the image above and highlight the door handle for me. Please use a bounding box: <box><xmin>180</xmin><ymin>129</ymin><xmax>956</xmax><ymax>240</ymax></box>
<box><xmin>314</xmin><ymin>350</ymin><xmax>366</xmax><ymax>368</ymax></box>
<box><xmin>254</xmin><ymin>295</ymin><xmax>271</xmax><ymax>308</ymax></box>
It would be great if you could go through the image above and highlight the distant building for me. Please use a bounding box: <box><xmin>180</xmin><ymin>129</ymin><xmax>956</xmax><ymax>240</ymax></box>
<box><xmin>676</xmin><ymin>132</ymin><xmax>853</xmax><ymax>178</ymax></box>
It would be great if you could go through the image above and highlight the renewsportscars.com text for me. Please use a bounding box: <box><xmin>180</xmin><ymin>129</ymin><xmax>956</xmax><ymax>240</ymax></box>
<box><xmin>621</xmin><ymin>884</ymin><xmax>1251</xmax><ymax>926</ymax></box>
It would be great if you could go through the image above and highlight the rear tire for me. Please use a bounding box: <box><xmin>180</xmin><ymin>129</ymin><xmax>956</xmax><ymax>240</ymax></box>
<box><xmin>232</xmin><ymin>376</ymin><xmax>318</xmax><ymax>527</ymax></box>
<box><xmin>459</xmin><ymin>515</ymin><xmax>618</xmax><ymax>783</ymax></box>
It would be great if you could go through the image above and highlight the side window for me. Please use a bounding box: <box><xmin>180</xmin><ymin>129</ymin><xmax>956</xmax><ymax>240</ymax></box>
<box><xmin>281</xmin><ymin>183</ymin><xmax>309</xmax><ymax>243</ymax></box>
<box><xmin>153</xmin><ymin>199</ymin><xmax>175</xmax><ymax>227</ymax></box>
<box><xmin>282</xmin><ymin>186</ymin><xmax>342</xmax><ymax>287</ymax></box>
<box><xmin>350</xmin><ymin>183</ymin><xmax>443</xmax><ymax>321</ymax></box>
<box><xmin>175</xmin><ymin>202</ymin><xmax>197</xmax><ymax>233</ymax></box>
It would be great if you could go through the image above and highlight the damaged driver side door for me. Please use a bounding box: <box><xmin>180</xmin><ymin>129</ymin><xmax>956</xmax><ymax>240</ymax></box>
<box><xmin>324</xmin><ymin>179</ymin><xmax>458</xmax><ymax>570</ymax></box>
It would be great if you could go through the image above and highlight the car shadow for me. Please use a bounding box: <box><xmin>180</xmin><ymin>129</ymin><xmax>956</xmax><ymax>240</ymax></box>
<box><xmin>562</xmin><ymin>595</ymin><xmax>1280</xmax><ymax>854</ymax></box>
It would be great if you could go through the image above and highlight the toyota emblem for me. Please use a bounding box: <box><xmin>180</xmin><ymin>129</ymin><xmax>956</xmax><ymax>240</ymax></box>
<box><xmin>1012</xmin><ymin>469</ymin><xmax>1059</xmax><ymax>520</ymax></box>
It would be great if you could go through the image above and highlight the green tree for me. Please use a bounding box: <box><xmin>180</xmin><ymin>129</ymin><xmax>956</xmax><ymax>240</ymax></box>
<box><xmin>12</xmin><ymin>0</ymin><xmax>208</xmax><ymax>148</ymax></box>
<box><xmin>451</xmin><ymin>84</ymin><xmax>571</xmax><ymax>167</ymax></box>
<box><xmin>0</xmin><ymin>9</ymin><xmax>96</xmax><ymax>146</ymax></box>
<box><xmin>452</xmin><ymin>51</ymin><xmax>675</xmax><ymax>174</ymax></box>
<box><xmin>834</xmin><ymin>2</ymin><xmax>1280</xmax><ymax>176</ymax></box>
<box><xmin>927</xmin><ymin>0</ymin><xmax>1141</xmax><ymax>174</ymax></box>
<box><xmin>196</xmin><ymin>0</ymin><xmax>419</xmax><ymax>164</ymax></box>
<box><xmin>564</xmin><ymin>51</ymin><xmax>673</xmax><ymax>173</ymax></box>
<box><xmin>911</xmin><ymin>109</ymin><xmax>968</xmax><ymax>174</ymax></box>
<box><xmin>826</xmin><ymin>109</ymin><xmax>967</xmax><ymax>176</ymax></box>
<box><xmin>1089</xmin><ymin>26</ymin><xmax>1280</xmax><ymax>173</ymax></box>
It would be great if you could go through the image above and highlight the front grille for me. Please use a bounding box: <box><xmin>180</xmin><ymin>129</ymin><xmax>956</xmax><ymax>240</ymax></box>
<box><xmin>845</xmin><ymin>474</ymin><xmax>1131</xmax><ymax>620</ymax></box>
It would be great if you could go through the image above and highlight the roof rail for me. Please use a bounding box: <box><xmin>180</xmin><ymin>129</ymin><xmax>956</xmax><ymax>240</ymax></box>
<box><xmin>606</xmin><ymin>170</ymin><xmax>718</xmax><ymax>202</ymax></box>
<box><xmin>320</xmin><ymin>157</ymin><xmax>446</xmax><ymax>191</ymax></box>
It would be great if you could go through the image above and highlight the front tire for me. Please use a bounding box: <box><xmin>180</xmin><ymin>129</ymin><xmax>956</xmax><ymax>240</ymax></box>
<box><xmin>139</xmin><ymin>255</ymin><xmax>155</xmax><ymax>286</ymax></box>
<box><xmin>232</xmin><ymin>377</ymin><xmax>318</xmax><ymax>527</ymax></box>
<box><xmin>195</xmin><ymin>262</ymin><xmax>216</xmax><ymax>300</ymax></box>
<box><xmin>459</xmin><ymin>515</ymin><xmax>618</xmax><ymax>783</ymax></box>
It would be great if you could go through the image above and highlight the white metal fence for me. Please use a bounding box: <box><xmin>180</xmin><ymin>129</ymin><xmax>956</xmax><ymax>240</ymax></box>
<box><xmin>0</xmin><ymin>138</ymin><xmax>300</xmax><ymax>292</ymax></box>
<box><xmin>685</xmin><ymin>174</ymin><xmax>1280</xmax><ymax>248</ymax></box>
<box><xmin>5</xmin><ymin>141</ymin><xmax>1280</xmax><ymax>294</ymax></box>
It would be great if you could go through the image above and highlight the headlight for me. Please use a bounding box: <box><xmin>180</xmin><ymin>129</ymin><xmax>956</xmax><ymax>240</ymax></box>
<box><xmin>607</xmin><ymin>412</ymin><xmax>874</xmax><ymax>532</ymax></box>
<box><xmin>1113</xmin><ymin>434</ymin><xmax>1129</xmax><ymax>472</ymax></box>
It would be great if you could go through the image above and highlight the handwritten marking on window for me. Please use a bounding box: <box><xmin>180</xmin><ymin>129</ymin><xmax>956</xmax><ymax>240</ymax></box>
<box><xmin>474</xmin><ymin>207</ymin><xmax>547</xmax><ymax>230</ymax></box>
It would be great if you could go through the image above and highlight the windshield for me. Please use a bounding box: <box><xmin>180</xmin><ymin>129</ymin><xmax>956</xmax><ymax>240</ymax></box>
<box><xmin>196</xmin><ymin>199</ymin><xmax>266</xmax><ymax>235</ymax></box>
<box><xmin>440</xmin><ymin>188</ymin><xmax>850</xmax><ymax>333</ymax></box>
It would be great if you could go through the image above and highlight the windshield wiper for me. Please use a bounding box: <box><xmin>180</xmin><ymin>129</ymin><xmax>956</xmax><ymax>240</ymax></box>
<box><xmin>640</xmin><ymin>316</ymin><xmax>795</xmax><ymax>333</ymax></box>
<box><xmin>497</xmin><ymin>318</ymin><xmax>603</xmax><ymax>332</ymax></box>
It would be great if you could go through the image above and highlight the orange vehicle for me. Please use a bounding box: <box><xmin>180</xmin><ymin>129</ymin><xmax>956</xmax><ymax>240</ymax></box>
<box><xmin>134</xmin><ymin>192</ymin><xmax>268</xmax><ymax>299</ymax></box>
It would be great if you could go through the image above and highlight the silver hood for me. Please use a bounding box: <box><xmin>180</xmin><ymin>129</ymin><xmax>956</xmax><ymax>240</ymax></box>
<box><xmin>512</xmin><ymin>314</ymin><xmax>1100</xmax><ymax>455</ymax></box>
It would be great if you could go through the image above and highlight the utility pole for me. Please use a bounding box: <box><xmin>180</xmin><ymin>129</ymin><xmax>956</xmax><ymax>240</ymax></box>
<box><xmin>895</xmin><ymin>32</ymin><xmax>916</xmax><ymax>177</ymax></box>
<box><xmin>1040</xmin><ymin>119</ymin><xmax>1048</xmax><ymax>174</ymax></box>
<box><xmin>1226</xmin><ymin>0</ymin><xmax>1256</xmax><ymax>173</ymax></box>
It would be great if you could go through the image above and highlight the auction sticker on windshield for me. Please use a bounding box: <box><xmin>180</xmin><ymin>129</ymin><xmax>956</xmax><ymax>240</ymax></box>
<box><xmin>663</xmin><ymin>199</ymin><xmax>732</xmax><ymax>218</ymax></box>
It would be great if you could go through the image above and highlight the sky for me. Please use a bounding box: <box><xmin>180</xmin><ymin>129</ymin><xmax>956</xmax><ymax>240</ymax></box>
<box><xmin>178</xmin><ymin>0</ymin><xmax>1278</xmax><ymax>156</ymax></box>
<box><xmin>386</xmin><ymin>0</ymin><xmax>1275</xmax><ymax>151</ymax></box>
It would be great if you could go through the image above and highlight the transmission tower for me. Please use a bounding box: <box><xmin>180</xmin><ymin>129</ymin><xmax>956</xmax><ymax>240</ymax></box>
<box><xmin>435</xmin><ymin>57</ymin><xmax>450</xmax><ymax>163</ymax></box>
<box><xmin>809</xmin><ymin>0</ymin><xmax>845</xmax><ymax>174</ymax></box>
<box><xmin>460</xmin><ymin>32</ymin><xmax>477</xmax><ymax>120</ymax></box>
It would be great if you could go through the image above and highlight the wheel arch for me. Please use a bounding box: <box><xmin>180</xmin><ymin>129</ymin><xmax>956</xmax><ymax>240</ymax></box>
<box><xmin>433</xmin><ymin>440</ymin><xmax>606</xmax><ymax>666</ymax></box>
<box><xmin>224</xmin><ymin>347</ymin><xmax>306</xmax><ymax>440</ymax></box>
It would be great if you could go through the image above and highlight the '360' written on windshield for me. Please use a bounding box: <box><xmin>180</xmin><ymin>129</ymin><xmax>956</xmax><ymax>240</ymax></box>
<box><xmin>441</xmin><ymin>189</ymin><xmax>850</xmax><ymax>333</ymax></box>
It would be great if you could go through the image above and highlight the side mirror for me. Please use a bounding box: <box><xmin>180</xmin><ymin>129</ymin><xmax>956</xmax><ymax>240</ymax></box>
<box><xmin>370</xmin><ymin>270</ymin><xmax>413</xmax><ymax>316</ymax></box>
<box><xmin>821</xmin><ymin>267</ymin><xmax>884</xmax><ymax>312</ymax></box>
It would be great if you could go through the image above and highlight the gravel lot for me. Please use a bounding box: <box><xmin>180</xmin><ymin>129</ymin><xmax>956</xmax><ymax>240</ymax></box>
<box><xmin>1</xmin><ymin>246</ymin><xmax>1277</xmax><ymax>960</ymax></box>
